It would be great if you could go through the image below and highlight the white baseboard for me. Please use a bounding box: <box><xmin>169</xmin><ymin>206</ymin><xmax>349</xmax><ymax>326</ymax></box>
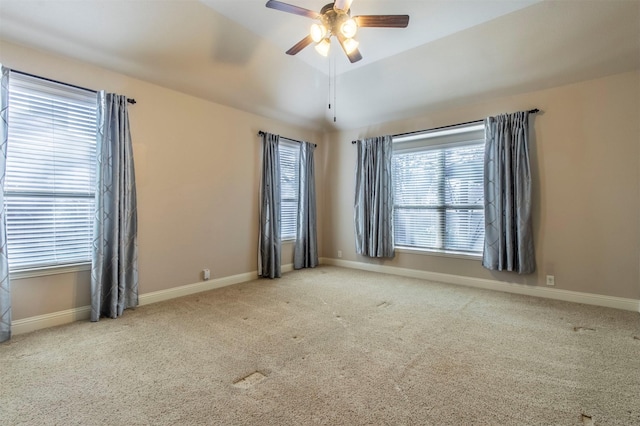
<box><xmin>139</xmin><ymin>264</ymin><xmax>299</xmax><ymax>306</ymax></box>
<box><xmin>12</xmin><ymin>306</ymin><xmax>92</xmax><ymax>335</ymax></box>
<box><xmin>320</xmin><ymin>257</ymin><xmax>640</xmax><ymax>312</ymax></box>
<box><xmin>139</xmin><ymin>270</ymin><xmax>259</xmax><ymax>306</ymax></box>
<box><xmin>14</xmin><ymin>259</ymin><xmax>636</xmax><ymax>336</ymax></box>
<box><xmin>12</xmin><ymin>269</ymin><xmax>265</xmax><ymax>336</ymax></box>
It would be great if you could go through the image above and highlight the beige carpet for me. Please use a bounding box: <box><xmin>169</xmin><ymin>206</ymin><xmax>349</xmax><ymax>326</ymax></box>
<box><xmin>1</xmin><ymin>266</ymin><xmax>639</xmax><ymax>425</ymax></box>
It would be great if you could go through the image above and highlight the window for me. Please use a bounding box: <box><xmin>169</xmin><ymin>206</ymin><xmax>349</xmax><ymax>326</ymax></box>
<box><xmin>392</xmin><ymin>124</ymin><xmax>485</xmax><ymax>255</ymax></box>
<box><xmin>279</xmin><ymin>139</ymin><xmax>300</xmax><ymax>240</ymax></box>
<box><xmin>5</xmin><ymin>72</ymin><xmax>98</xmax><ymax>270</ymax></box>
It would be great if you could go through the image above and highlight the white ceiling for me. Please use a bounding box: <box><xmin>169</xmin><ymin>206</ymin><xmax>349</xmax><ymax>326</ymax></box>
<box><xmin>0</xmin><ymin>0</ymin><xmax>638</xmax><ymax>131</ymax></box>
<box><xmin>201</xmin><ymin>0</ymin><xmax>540</xmax><ymax>75</ymax></box>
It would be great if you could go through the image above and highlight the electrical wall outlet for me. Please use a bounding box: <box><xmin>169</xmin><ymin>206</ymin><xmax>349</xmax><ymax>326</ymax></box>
<box><xmin>203</xmin><ymin>268</ymin><xmax>211</xmax><ymax>281</ymax></box>
<box><xmin>338</xmin><ymin>250</ymin><xmax>342</xmax><ymax>258</ymax></box>
<box><xmin>546</xmin><ymin>275</ymin><xmax>555</xmax><ymax>286</ymax></box>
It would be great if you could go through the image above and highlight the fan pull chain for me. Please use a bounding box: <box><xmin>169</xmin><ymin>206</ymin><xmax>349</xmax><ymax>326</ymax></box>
<box><xmin>327</xmin><ymin>46</ymin><xmax>336</xmax><ymax>123</ymax></box>
<box><xmin>333</xmin><ymin>52</ymin><xmax>337</xmax><ymax>123</ymax></box>
<box><xmin>326</xmin><ymin>46</ymin><xmax>337</xmax><ymax>123</ymax></box>
<box><xmin>328</xmin><ymin>51</ymin><xmax>332</xmax><ymax>112</ymax></box>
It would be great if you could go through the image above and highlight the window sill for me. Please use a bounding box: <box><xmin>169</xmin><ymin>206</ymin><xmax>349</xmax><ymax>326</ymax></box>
<box><xmin>10</xmin><ymin>262</ymin><xmax>91</xmax><ymax>280</ymax></box>
<box><xmin>395</xmin><ymin>246</ymin><xmax>482</xmax><ymax>261</ymax></box>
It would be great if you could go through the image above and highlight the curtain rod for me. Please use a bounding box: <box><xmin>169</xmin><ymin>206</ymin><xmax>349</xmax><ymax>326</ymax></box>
<box><xmin>351</xmin><ymin>109</ymin><xmax>540</xmax><ymax>144</ymax></box>
<box><xmin>13</xmin><ymin>69</ymin><xmax>137</xmax><ymax>105</ymax></box>
<box><xmin>258</xmin><ymin>131</ymin><xmax>317</xmax><ymax>147</ymax></box>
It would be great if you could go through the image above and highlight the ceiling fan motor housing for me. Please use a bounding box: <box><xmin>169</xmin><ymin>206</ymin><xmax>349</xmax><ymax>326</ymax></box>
<box><xmin>320</xmin><ymin>3</ymin><xmax>352</xmax><ymax>37</ymax></box>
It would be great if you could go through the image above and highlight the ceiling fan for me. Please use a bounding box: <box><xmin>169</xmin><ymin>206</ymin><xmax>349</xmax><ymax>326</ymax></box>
<box><xmin>265</xmin><ymin>0</ymin><xmax>410</xmax><ymax>63</ymax></box>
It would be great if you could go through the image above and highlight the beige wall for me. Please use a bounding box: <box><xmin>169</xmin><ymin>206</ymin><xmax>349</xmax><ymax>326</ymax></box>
<box><xmin>1</xmin><ymin>41</ymin><xmax>325</xmax><ymax>320</ymax></box>
<box><xmin>2</xmin><ymin>41</ymin><xmax>639</xmax><ymax>322</ymax></box>
<box><xmin>323</xmin><ymin>71</ymin><xmax>640</xmax><ymax>300</ymax></box>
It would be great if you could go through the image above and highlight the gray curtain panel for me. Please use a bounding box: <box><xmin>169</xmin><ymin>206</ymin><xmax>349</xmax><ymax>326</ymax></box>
<box><xmin>354</xmin><ymin>135</ymin><xmax>395</xmax><ymax>258</ymax></box>
<box><xmin>259</xmin><ymin>132</ymin><xmax>281</xmax><ymax>278</ymax></box>
<box><xmin>91</xmin><ymin>92</ymin><xmax>139</xmax><ymax>321</ymax></box>
<box><xmin>294</xmin><ymin>141</ymin><xmax>318</xmax><ymax>269</ymax></box>
<box><xmin>483</xmin><ymin>111</ymin><xmax>535</xmax><ymax>274</ymax></box>
<box><xmin>0</xmin><ymin>66</ymin><xmax>11</xmax><ymax>342</ymax></box>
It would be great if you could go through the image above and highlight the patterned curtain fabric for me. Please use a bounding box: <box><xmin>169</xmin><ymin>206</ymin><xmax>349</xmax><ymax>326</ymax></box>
<box><xmin>91</xmin><ymin>92</ymin><xmax>139</xmax><ymax>321</ymax></box>
<box><xmin>259</xmin><ymin>132</ymin><xmax>281</xmax><ymax>278</ymax></box>
<box><xmin>483</xmin><ymin>111</ymin><xmax>535</xmax><ymax>274</ymax></box>
<box><xmin>0</xmin><ymin>66</ymin><xmax>11</xmax><ymax>342</ymax></box>
<box><xmin>294</xmin><ymin>141</ymin><xmax>318</xmax><ymax>269</ymax></box>
<box><xmin>354</xmin><ymin>135</ymin><xmax>395</xmax><ymax>258</ymax></box>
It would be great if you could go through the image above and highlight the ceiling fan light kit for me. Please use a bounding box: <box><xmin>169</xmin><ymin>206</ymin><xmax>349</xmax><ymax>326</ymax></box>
<box><xmin>314</xmin><ymin>38</ymin><xmax>331</xmax><ymax>57</ymax></box>
<box><xmin>341</xmin><ymin>37</ymin><xmax>359</xmax><ymax>55</ymax></box>
<box><xmin>310</xmin><ymin>23</ymin><xmax>327</xmax><ymax>43</ymax></box>
<box><xmin>340</xmin><ymin>18</ymin><xmax>358</xmax><ymax>38</ymax></box>
<box><xmin>266</xmin><ymin>0</ymin><xmax>409</xmax><ymax>63</ymax></box>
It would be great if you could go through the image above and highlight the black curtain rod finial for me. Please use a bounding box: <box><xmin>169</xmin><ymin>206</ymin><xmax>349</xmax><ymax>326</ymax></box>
<box><xmin>257</xmin><ymin>130</ymin><xmax>317</xmax><ymax>147</ymax></box>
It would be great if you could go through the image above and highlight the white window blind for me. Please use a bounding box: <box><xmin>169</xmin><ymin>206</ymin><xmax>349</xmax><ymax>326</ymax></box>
<box><xmin>5</xmin><ymin>72</ymin><xmax>98</xmax><ymax>270</ymax></box>
<box><xmin>392</xmin><ymin>124</ymin><xmax>485</xmax><ymax>255</ymax></box>
<box><xmin>279</xmin><ymin>139</ymin><xmax>300</xmax><ymax>240</ymax></box>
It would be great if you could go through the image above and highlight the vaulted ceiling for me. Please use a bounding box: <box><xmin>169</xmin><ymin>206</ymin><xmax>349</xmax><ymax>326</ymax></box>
<box><xmin>1</xmin><ymin>0</ymin><xmax>638</xmax><ymax>131</ymax></box>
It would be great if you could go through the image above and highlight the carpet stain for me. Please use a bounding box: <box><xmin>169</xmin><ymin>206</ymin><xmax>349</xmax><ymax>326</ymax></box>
<box><xmin>581</xmin><ymin>414</ymin><xmax>594</xmax><ymax>425</ymax></box>
<box><xmin>573</xmin><ymin>326</ymin><xmax>595</xmax><ymax>333</ymax></box>
<box><xmin>333</xmin><ymin>313</ymin><xmax>348</xmax><ymax>328</ymax></box>
<box><xmin>233</xmin><ymin>372</ymin><xmax>266</xmax><ymax>389</ymax></box>
<box><xmin>633</xmin><ymin>336</ymin><xmax>640</xmax><ymax>341</ymax></box>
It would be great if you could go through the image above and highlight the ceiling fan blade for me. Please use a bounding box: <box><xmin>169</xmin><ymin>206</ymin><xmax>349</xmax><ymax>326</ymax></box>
<box><xmin>337</xmin><ymin>33</ymin><xmax>363</xmax><ymax>63</ymax></box>
<box><xmin>286</xmin><ymin>35</ymin><xmax>314</xmax><ymax>55</ymax></box>
<box><xmin>266</xmin><ymin>0</ymin><xmax>320</xmax><ymax>19</ymax></box>
<box><xmin>333</xmin><ymin>0</ymin><xmax>354</xmax><ymax>12</ymax></box>
<box><xmin>354</xmin><ymin>15</ymin><xmax>410</xmax><ymax>28</ymax></box>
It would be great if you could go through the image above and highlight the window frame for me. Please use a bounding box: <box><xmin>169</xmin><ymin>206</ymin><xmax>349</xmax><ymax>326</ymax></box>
<box><xmin>4</xmin><ymin>71</ymin><xmax>98</xmax><ymax>274</ymax></box>
<box><xmin>392</xmin><ymin>123</ymin><xmax>485</xmax><ymax>257</ymax></box>
<box><xmin>278</xmin><ymin>138</ymin><xmax>300</xmax><ymax>241</ymax></box>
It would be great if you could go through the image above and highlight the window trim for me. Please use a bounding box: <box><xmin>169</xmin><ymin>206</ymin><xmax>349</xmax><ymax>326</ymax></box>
<box><xmin>9</xmin><ymin>262</ymin><xmax>91</xmax><ymax>280</ymax></box>
<box><xmin>392</xmin><ymin>124</ymin><xmax>486</xmax><ymax>256</ymax></box>
<box><xmin>395</xmin><ymin>246</ymin><xmax>482</xmax><ymax>260</ymax></box>
<box><xmin>4</xmin><ymin>70</ymin><xmax>98</xmax><ymax>272</ymax></box>
<box><xmin>279</xmin><ymin>138</ymin><xmax>300</xmax><ymax>241</ymax></box>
